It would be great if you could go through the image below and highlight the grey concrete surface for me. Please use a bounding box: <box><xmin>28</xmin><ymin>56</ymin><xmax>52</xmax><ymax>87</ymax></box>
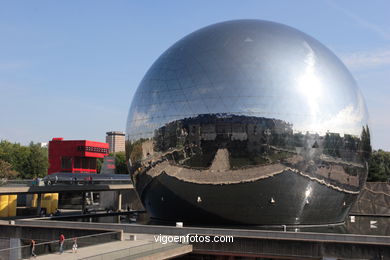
<box><xmin>31</xmin><ymin>238</ymin><xmax>191</xmax><ymax>260</ymax></box>
<box><xmin>15</xmin><ymin>218</ymin><xmax>390</xmax><ymax>246</ymax></box>
<box><xmin>32</xmin><ymin>239</ymin><xmax>149</xmax><ymax>260</ymax></box>
<box><xmin>9</xmin><ymin>218</ymin><xmax>390</xmax><ymax>259</ymax></box>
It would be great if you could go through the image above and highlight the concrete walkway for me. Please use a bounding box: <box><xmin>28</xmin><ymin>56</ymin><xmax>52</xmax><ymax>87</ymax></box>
<box><xmin>29</xmin><ymin>234</ymin><xmax>192</xmax><ymax>260</ymax></box>
<box><xmin>31</xmin><ymin>240</ymin><xmax>148</xmax><ymax>260</ymax></box>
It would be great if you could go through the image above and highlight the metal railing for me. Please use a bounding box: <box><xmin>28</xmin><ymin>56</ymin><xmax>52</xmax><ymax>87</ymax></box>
<box><xmin>41</xmin><ymin>179</ymin><xmax>132</xmax><ymax>186</ymax></box>
<box><xmin>0</xmin><ymin>179</ymin><xmax>34</xmax><ymax>187</ymax></box>
<box><xmin>0</xmin><ymin>178</ymin><xmax>132</xmax><ymax>187</ymax></box>
<box><xmin>0</xmin><ymin>231</ymin><xmax>121</xmax><ymax>260</ymax></box>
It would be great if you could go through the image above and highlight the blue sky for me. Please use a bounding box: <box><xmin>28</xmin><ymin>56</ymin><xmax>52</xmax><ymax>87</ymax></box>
<box><xmin>0</xmin><ymin>1</ymin><xmax>389</xmax><ymax>150</ymax></box>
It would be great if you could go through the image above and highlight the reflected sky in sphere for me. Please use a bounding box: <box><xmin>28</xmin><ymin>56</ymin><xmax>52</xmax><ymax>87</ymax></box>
<box><xmin>126</xmin><ymin>20</ymin><xmax>368</xmax><ymax>140</ymax></box>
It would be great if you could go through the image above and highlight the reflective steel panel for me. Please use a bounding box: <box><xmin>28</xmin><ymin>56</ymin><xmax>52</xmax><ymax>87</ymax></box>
<box><xmin>126</xmin><ymin>20</ymin><xmax>371</xmax><ymax>225</ymax></box>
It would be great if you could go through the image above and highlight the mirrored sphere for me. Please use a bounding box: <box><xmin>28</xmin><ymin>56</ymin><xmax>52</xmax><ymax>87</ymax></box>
<box><xmin>126</xmin><ymin>20</ymin><xmax>371</xmax><ymax>225</ymax></box>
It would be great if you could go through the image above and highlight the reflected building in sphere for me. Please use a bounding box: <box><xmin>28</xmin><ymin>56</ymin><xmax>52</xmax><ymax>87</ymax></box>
<box><xmin>126</xmin><ymin>20</ymin><xmax>371</xmax><ymax>225</ymax></box>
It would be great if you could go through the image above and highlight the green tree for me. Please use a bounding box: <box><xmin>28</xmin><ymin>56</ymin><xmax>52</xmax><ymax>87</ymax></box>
<box><xmin>0</xmin><ymin>140</ymin><xmax>27</xmax><ymax>177</ymax></box>
<box><xmin>111</xmin><ymin>151</ymin><xmax>128</xmax><ymax>174</ymax></box>
<box><xmin>361</xmin><ymin>125</ymin><xmax>372</xmax><ymax>161</ymax></box>
<box><xmin>368</xmin><ymin>150</ymin><xmax>390</xmax><ymax>181</ymax></box>
<box><xmin>323</xmin><ymin>132</ymin><xmax>342</xmax><ymax>157</ymax></box>
<box><xmin>0</xmin><ymin>140</ymin><xmax>48</xmax><ymax>179</ymax></box>
<box><xmin>97</xmin><ymin>157</ymin><xmax>103</xmax><ymax>173</ymax></box>
<box><xmin>25</xmin><ymin>142</ymin><xmax>48</xmax><ymax>178</ymax></box>
<box><xmin>0</xmin><ymin>140</ymin><xmax>25</xmax><ymax>173</ymax></box>
<box><xmin>0</xmin><ymin>159</ymin><xmax>19</xmax><ymax>179</ymax></box>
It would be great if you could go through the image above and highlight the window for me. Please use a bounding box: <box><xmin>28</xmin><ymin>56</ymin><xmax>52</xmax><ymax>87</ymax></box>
<box><xmin>61</xmin><ymin>157</ymin><xmax>72</xmax><ymax>169</ymax></box>
<box><xmin>74</xmin><ymin>157</ymin><xmax>81</xmax><ymax>168</ymax></box>
<box><xmin>78</xmin><ymin>146</ymin><xmax>109</xmax><ymax>154</ymax></box>
<box><xmin>82</xmin><ymin>158</ymin><xmax>88</xmax><ymax>169</ymax></box>
<box><xmin>90</xmin><ymin>159</ymin><xmax>97</xmax><ymax>169</ymax></box>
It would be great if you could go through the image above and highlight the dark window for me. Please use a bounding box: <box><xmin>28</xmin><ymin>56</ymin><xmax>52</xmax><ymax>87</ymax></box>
<box><xmin>74</xmin><ymin>157</ymin><xmax>81</xmax><ymax>168</ymax></box>
<box><xmin>61</xmin><ymin>157</ymin><xmax>72</xmax><ymax>169</ymax></box>
<box><xmin>90</xmin><ymin>159</ymin><xmax>97</xmax><ymax>169</ymax></box>
<box><xmin>82</xmin><ymin>158</ymin><xmax>88</xmax><ymax>169</ymax></box>
<box><xmin>78</xmin><ymin>146</ymin><xmax>108</xmax><ymax>154</ymax></box>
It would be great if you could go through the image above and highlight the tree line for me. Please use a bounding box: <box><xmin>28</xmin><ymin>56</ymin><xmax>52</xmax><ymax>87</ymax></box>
<box><xmin>0</xmin><ymin>140</ymin><xmax>48</xmax><ymax>179</ymax></box>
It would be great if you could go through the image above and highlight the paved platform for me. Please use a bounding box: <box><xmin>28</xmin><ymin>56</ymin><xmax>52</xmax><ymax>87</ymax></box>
<box><xmin>18</xmin><ymin>218</ymin><xmax>390</xmax><ymax>245</ymax></box>
<box><xmin>28</xmin><ymin>233</ymin><xmax>192</xmax><ymax>260</ymax></box>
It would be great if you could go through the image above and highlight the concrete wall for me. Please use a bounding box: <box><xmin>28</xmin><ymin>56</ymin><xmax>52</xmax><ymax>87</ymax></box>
<box><xmin>190</xmin><ymin>237</ymin><xmax>390</xmax><ymax>259</ymax></box>
<box><xmin>99</xmin><ymin>189</ymin><xmax>144</xmax><ymax>211</ymax></box>
<box><xmin>0</xmin><ymin>224</ymin><xmax>122</xmax><ymax>260</ymax></box>
<box><xmin>13</xmin><ymin>219</ymin><xmax>390</xmax><ymax>258</ymax></box>
<box><xmin>0</xmin><ymin>224</ymin><xmax>122</xmax><ymax>243</ymax></box>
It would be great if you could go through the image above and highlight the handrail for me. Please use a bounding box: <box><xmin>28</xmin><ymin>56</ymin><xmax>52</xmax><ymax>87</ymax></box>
<box><xmin>0</xmin><ymin>231</ymin><xmax>120</xmax><ymax>252</ymax></box>
<box><xmin>0</xmin><ymin>179</ymin><xmax>132</xmax><ymax>187</ymax></box>
<box><xmin>0</xmin><ymin>230</ymin><xmax>121</xmax><ymax>259</ymax></box>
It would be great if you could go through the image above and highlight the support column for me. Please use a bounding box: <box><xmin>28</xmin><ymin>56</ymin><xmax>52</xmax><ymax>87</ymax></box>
<box><xmin>81</xmin><ymin>192</ymin><xmax>86</xmax><ymax>214</ymax></box>
<box><xmin>117</xmin><ymin>191</ymin><xmax>122</xmax><ymax>211</ymax></box>
<box><xmin>116</xmin><ymin>191</ymin><xmax>122</xmax><ymax>223</ymax></box>
<box><xmin>36</xmin><ymin>194</ymin><xmax>42</xmax><ymax>216</ymax></box>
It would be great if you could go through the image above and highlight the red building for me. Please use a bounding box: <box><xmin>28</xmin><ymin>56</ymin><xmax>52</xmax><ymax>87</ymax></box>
<box><xmin>48</xmin><ymin>138</ymin><xmax>109</xmax><ymax>175</ymax></box>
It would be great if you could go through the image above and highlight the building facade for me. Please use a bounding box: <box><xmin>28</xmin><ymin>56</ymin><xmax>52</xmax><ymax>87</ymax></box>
<box><xmin>48</xmin><ymin>138</ymin><xmax>109</xmax><ymax>174</ymax></box>
<box><xmin>106</xmin><ymin>131</ymin><xmax>125</xmax><ymax>153</ymax></box>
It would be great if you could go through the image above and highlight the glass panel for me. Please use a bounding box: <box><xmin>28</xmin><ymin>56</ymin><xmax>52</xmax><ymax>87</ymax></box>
<box><xmin>61</xmin><ymin>157</ymin><xmax>72</xmax><ymax>169</ymax></box>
